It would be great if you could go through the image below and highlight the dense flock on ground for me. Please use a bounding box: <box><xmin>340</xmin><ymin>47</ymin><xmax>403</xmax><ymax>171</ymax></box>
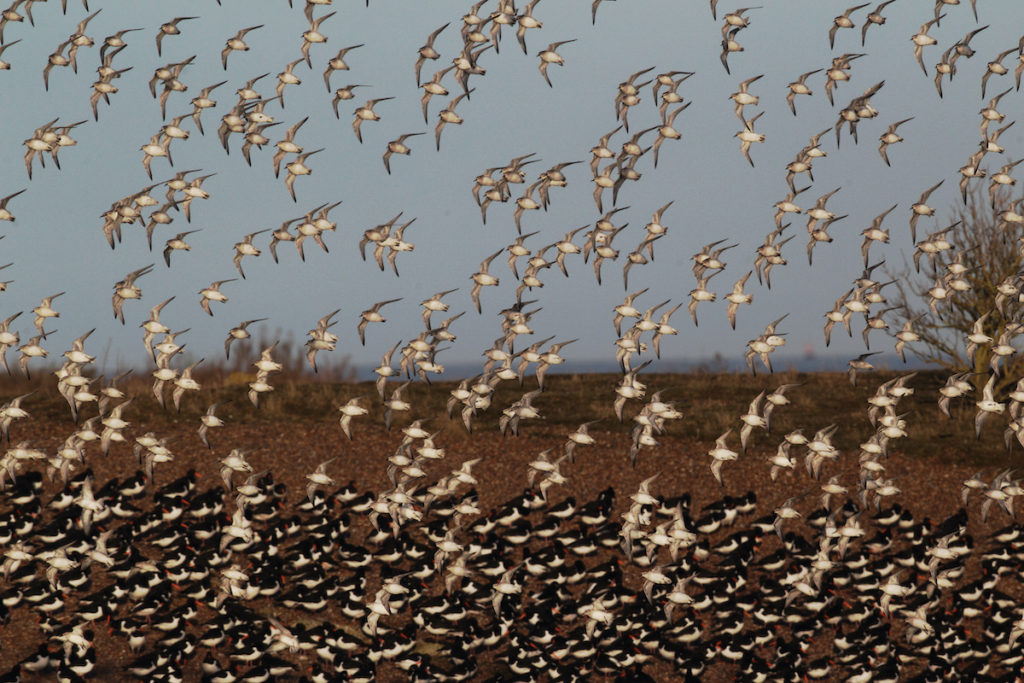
<box><xmin>4</xmin><ymin>0</ymin><xmax>1024</xmax><ymax>681</ymax></box>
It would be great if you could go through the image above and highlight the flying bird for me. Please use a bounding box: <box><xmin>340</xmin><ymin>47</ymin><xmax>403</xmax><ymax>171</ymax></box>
<box><xmin>829</xmin><ymin>4</ymin><xmax>869</xmax><ymax>49</ymax></box>
<box><xmin>414</xmin><ymin>23</ymin><xmax>449</xmax><ymax>86</ymax></box>
<box><xmin>470</xmin><ymin>249</ymin><xmax>503</xmax><ymax>313</ymax></box>
<box><xmin>786</xmin><ymin>69</ymin><xmax>821</xmax><ymax>115</ymax></box>
<box><xmin>198</xmin><ymin>401</ymin><xmax>230</xmax><ymax>449</ymax></box>
<box><xmin>323</xmin><ymin>43</ymin><xmax>364</xmax><ymax>92</ymax></box>
<box><xmin>861</xmin><ymin>0</ymin><xmax>897</xmax><ymax>45</ymax></box>
<box><xmin>300</xmin><ymin>11</ymin><xmax>336</xmax><ymax>67</ymax></box>
<box><xmin>284</xmin><ymin>148</ymin><xmax>323</xmax><ymax>202</ymax></box>
<box><xmin>911</xmin><ymin>16</ymin><xmax>942</xmax><ymax>75</ymax></box>
<box><xmin>221</xmin><ymin>25</ymin><xmax>262</xmax><ymax>70</ymax></box>
<box><xmin>199</xmin><ymin>279</ymin><xmax>235</xmax><ymax>316</ymax></box>
<box><xmin>353</xmin><ymin>97</ymin><xmax>394</xmax><ymax>143</ymax></box>
<box><xmin>358</xmin><ymin>298</ymin><xmax>401</xmax><ymax>345</ymax></box>
<box><xmin>156</xmin><ymin>16</ymin><xmax>196</xmax><ymax>57</ymax></box>
<box><xmin>538</xmin><ymin>39</ymin><xmax>575</xmax><ymax>87</ymax></box>
<box><xmin>878</xmin><ymin>117</ymin><xmax>913</xmax><ymax>166</ymax></box>
<box><xmin>0</xmin><ymin>188</ymin><xmax>26</xmax><ymax>222</ymax></box>
<box><xmin>383</xmin><ymin>132</ymin><xmax>425</xmax><ymax>174</ymax></box>
<box><xmin>736</xmin><ymin>111</ymin><xmax>765</xmax><ymax>167</ymax></box>
<box><xmin>112</xmin><ymin>264</ymin><xmax>154</xmax><ymax>324</ymax></box>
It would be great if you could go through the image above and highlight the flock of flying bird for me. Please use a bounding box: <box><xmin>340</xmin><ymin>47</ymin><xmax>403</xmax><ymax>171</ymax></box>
<box><xmin>5</xmin><ymin>0</ymin><xmax>1024</xmax><ymax>680</ymax></box>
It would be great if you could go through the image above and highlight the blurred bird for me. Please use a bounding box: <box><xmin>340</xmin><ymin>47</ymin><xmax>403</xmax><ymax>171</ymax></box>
<box><xmin>358</xmin><ymin>298</ymin><xmax>401</xmax><ymax>345</ymax></box>
<box><xmin>225</xmin><ymin>318</ymin><xmax>266</xmax><ymax>360</ymax></box>
<box><xmin>199</xmin><ymin>280</ymin><xmax>234</xmax><ymax>316</ymax></box>
<box><xmin>221</xmin><ymin>25</ymin><xmax>262</xmax><ymax>70</ymax></box>
<box><xmin>414</xmin><ymin>23</ymin><xmax>448</xmax><ymax>86</ymax></box>
<box><xmin>878</xmin><ymin>117</ymin><xmax>913</xmax><ymax>166</ymax></box>
<box><xmin>323</xmin><ymin>43</ymin><xmax>363</xmax><ymax>91</ymax></box>
<box><xmin>284</xmin><ymin>148</ymin><xmax>323</xmax><ymax>202</ymax></box>
<box><xmin>353</xmin><ymin>97</ymin><xmax>394</xmax><ymax>143</ymax></box>
<box><xmin>383</xmin><ymin>132</ymin><xmax>425</xmax><ymax>174</ymax></box>
<box><xmin>112</xmin><ymin>264</ymin><xmax>154</xmax><ymax>324</ymax></box>
<box><xmin>198</xmin><ymin>401</ymin><xmax>229</xmax><ymax>449</ymax></box>
<box><xmin>155</xmin><ymin>16</ymin><xmax>196</xmax><ymax>57</ymax></box>
<box><xmin>538</xmin><ymin>39</ymin><xmax>575</xmax><ymax>87</ymax></box>
<box><xmin>300</xmin><ymin>11</ymin><xmax>336</xmax><ymax>67</ymax></box>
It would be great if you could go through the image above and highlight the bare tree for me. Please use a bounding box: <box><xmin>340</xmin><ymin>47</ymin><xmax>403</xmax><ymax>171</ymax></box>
<box><xmin>888</xmin><ymin>185</ymin><xmax>1024</xmax><ymax>391</ymax></box>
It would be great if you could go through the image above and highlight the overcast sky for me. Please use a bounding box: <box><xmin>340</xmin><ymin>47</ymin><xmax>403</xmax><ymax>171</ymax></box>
<box><xmin>1</xmin><ymin>0</ymin><xmax>1021</xmax><ymax>380</ymax></box>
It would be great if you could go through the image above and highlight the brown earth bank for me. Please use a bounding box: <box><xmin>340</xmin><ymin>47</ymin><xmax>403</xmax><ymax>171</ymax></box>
<box><xmin>1</xmin><ymin>371</ymin><xmax>1024</xmax><ymax>681</ymax></box>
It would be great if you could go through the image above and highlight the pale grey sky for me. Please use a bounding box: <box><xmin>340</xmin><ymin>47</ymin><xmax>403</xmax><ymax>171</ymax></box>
<box><xmin>0</xmin><ymin>0</ymin><xmax>1021</xmax><ymax>379</ymax></box>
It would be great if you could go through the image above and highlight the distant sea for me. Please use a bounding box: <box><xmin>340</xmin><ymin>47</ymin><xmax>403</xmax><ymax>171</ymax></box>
<box><xmin>362</xmin><ymin>353</ymin><xmax>930</xmax><ymax>381</ymax></box>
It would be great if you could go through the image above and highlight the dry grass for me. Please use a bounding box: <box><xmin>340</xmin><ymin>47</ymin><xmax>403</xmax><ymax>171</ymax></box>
<box><xmin>0</xmin><ymin>362</ymin><xmax>1014</xmax><ymax>467</ymax></box>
